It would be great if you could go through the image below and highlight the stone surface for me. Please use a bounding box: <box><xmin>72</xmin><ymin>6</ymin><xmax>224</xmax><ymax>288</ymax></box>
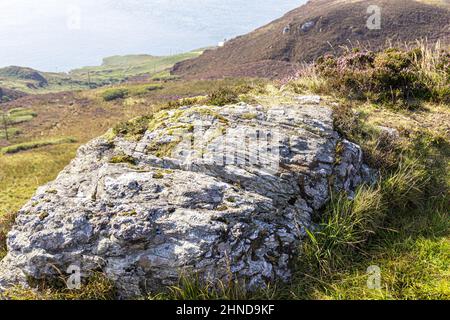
<box><xmin>0</xmin><ymin>98</ymin><xmax>373</xmax><ymax>298</ymax></box>
<box><xmin>301</xmin><ymin>21</ymin><xmax>315</xmax><ymax>32</ymax></box>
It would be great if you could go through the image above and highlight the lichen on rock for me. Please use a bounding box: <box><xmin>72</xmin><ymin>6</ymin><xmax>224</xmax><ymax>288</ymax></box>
<box><xmin>0</xmin><ymin>96</ymin><xmax>374</xmax><ymax>298</ymax></box>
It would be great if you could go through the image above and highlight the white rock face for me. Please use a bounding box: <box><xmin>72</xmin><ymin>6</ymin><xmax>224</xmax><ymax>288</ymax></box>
<box><xmin>0</xmin><ymin>98</ymin><xmax>373</xmax><ymax>298</ymax></box>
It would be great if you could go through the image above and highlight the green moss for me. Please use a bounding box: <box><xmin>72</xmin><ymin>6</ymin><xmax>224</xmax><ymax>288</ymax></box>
<box><xmin>147</xmin><ymin>111</ymin><xmax>170</xmax><ymax>132</ymax></box>
<box><xmin>109</xmin><ymin>152</ymin><xmax>137</xmax><ymax>165</ymax></box>
<box><xmin>120</xmin><ymin>210</ymin><xmax>137</xmax><ymax>217</ymax></box>
<box><xmin>334</xmin><ymin>141</ymin><xmax>345</xmax><ymax>165</ymax></box>
<box><xmin>166</xmin><ymin>96</ymin><xmax>206</xmax><ymax>108</ymax></box>
<box><xmin>102</xmin><ymin>128</ymin><xmax>117</xmax><ymax>143</ymax></box>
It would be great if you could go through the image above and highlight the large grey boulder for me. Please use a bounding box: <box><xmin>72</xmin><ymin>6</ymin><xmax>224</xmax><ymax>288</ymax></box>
<box><xmin>0</xmin><ymin>97</ymin><xmax>372</xmax><ymax>298</ymax></box>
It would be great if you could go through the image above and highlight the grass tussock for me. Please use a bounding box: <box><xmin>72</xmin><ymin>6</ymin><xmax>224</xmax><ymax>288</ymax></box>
<box><xmin>206</xmin><ymin>87</ymin><xmax>240</xmax><ymax>106</ymax></box>
<box><xmin>300</xmin><ymin>159</ymin><xmax>430</xmax><ymax>276</ymax></box>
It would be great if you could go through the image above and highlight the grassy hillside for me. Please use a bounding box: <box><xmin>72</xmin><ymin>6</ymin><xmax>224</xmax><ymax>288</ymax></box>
<box><xmin>0</xmin><ymin>50</ymin><xmax>204</xmax><ymax>95</ymax></box>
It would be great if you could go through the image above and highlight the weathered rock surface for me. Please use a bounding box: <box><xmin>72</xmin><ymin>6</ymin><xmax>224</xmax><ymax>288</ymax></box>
<box><xmin>0</xmin><ymin>97</ymin><xmax>373</xmax><ymax>298</ymax></box>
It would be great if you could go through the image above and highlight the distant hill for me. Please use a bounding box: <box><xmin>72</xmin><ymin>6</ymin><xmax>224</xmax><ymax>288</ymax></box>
<box><xmin>0</xmin><ymin>87</ymin><xmax>27</xmax><ymax>102</ymax></box>
<box><xmin>0</xmin><ymin>50</ymin><xmax>204</xmax><ymax>94</ymax></box>
<box><xmin>172</xmin><ymin>0</ymin><xmax>450</xmax><ymax>79</ymax></box>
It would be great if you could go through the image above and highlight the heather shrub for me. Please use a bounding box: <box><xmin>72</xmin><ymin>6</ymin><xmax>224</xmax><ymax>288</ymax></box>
<box><xmin>316</xmin><ymin>47</ymin><xmax>449</xmax><ymax>107</ymax></box>
<box><xmin>206</xmin><ymin>87</ymin><xmax>239</xmax><ymax>106</ymax></box>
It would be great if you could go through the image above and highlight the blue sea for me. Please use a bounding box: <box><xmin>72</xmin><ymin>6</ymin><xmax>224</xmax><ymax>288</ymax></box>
<box><xmin>0</xmin><ymin>0</ymin><xmax>304</xmax><ymax>72</ymax></box>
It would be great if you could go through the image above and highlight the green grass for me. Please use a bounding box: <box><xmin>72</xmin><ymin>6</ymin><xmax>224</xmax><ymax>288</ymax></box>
<box><xmin>0</xmin><ymin>127</ymin><xmax>21</xmax><ymax>140</ymax></box>
<box><xmin>102</xmin><ymin>88</ymin><xmax>129</xmax><ymax>101</ymax></box>
<box><xmin>109</xmin><ymin>152</ymin><xmax>137</xmax><ymax>165</ymax></box>
<box><xmin>206</xmin><ymin>87</ymin><xmax>240</xmax><ymax>106</ymax></box>
<box><xmin>0</xmin><ymin>58</ymin><xmax>447</xmax><ymax>299</ymax></box>
<box><xmin>0</xmin><ymin>137</ymin><xmax>77</xmax><ymax>154</ymax></box>
<box><xmin>290</xmin><ymin>195</ymin><xmax>449</xmax><ymax>300</ymax></box>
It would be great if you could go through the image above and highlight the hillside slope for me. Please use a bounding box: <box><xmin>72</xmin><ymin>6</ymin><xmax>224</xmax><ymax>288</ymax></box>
<box><xmin>69</xmin><ymin>49</ymin><xmax>204</xmax><ymax>85</ymax></box>
<box><xmin>172</xmin><ymin>0</ymin><xmax>450</xmax><ymax>79</ymax></box>
<box><xmin>0</xmin><ymin>50</ymin><xmax>204</xmax><ymax>94</ymax></box>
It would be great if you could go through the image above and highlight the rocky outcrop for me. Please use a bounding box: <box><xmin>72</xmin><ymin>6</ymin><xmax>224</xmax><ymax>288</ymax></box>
<box><xmin>0</xmin><ymin>96</ymin><xmax>373</xmax><ymax>298</ymax></box>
